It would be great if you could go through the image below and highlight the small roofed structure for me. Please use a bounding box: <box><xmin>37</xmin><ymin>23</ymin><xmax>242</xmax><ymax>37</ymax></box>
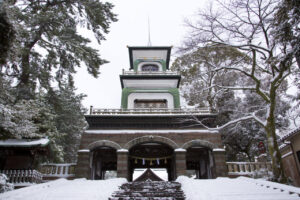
<box><xmin>279</xmin><ymin>127</ymin><xmax>300</xmax><ymax>187</ymax></box>
<box><xmin>0</xmin><ymin>138</ymin><xmax>49</xmax><ymax>187</ymax></box>
<box><xmin>134</xmin><ymin>168</ymin><xmax>164</xmax><ymax>182</ymax></box>
<box><xmin>0</xmin><ymin>138</ymin><xmax>49</xmax><ymax>170</ymax></box>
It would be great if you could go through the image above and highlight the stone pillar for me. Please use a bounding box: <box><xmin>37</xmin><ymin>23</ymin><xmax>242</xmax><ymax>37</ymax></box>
<box><xmin>213</xmin><ymin>148</ymin><xmax>227</xmax><ymax>177</ymax></box>
<box><xmin>75</xmin><ymin>149</ymin><xmax>90</xmax><ymax>179</ymax></box>
<box><xmin>117</xmin><ymin>149</ymin><xmax>129</xmax><ymax>180</ymax></box>
<box><xmin>175</xmin><ymin>148</ymin><xmax>187</xmax><ymax>178</ymax></box>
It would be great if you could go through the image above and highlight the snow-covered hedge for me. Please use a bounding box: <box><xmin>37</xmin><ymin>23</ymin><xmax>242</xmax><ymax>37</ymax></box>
<box><xmin>0</xmin><ymin>173</ymin><xmax>13</xmax><ymax>193</ymax></box>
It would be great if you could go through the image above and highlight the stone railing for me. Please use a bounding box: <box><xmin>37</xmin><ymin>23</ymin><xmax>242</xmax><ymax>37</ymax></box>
<box><xmin>40</xmin><ymin>163</ymin><xmax>76</xmax><ymax>179</ymax></box>
<box><xmin>122</xmin><ymin>70</ymin><xmax>180</xmax><ymax>75</ymax></box>
<box><xmin>0</xmin><ymin>169</ymin><xmax>43</xmax><ymax>186</ymax></box>
<box><xmin>89</xmin><ymin>108</ymin><xmax>213</xmax><ymax>115</ymax></box>
<box><xmin>227</xmin><ymin>162</ymin><xmax>272</xmax><ymax>176</ymax></box>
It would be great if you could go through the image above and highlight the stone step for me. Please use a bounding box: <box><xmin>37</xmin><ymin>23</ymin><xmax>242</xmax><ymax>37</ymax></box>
<box><xmin>109</xmin><ymin>197</ymin><xmax>184</xmax><ymax>200</ymax></box>
<box><xmin>112</xmin><ymin>192</ymin><xmax>184</xmax><ymax>197</ymax></box>
<box><xmin>110</xmin><ymin>181</ymin><xmax>185</xmax><ymax>200</ymax></box>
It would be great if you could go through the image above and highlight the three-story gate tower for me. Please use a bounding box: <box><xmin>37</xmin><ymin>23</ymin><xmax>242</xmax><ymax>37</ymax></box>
<box><xmin>75</xmin><ymin>46</ymin><xmax>227</xmax><ymax>181</ymax></box>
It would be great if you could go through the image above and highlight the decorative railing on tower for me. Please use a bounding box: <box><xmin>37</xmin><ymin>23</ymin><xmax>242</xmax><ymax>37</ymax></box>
<box><xmin>89</xmin><ymin>107</ymin><xmax>214</xmax><ymax>115</ymax></box>
<box><xmin>122</xmin><ymin>69</ymin><xmax>180</xmax><ymax>75</ymax></box>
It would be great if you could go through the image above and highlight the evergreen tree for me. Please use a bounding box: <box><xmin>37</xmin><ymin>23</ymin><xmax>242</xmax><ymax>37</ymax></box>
<box><xmin>1</xmin><ymin>0</ymin><xmax>117</xmax><ymax>100</ymax></box>
<box><xmin>46</xmin><ymin>84</ymin><xmax>87</xmax><ymax>162</ymax></box>
<box><xmin>0</xmin><ymin>0</ymin><xmax>117</xmax><ymax>162</ymax></box>
<box><xmin>272</xmin><ymin>0</ymin><xmax>300</xmax><ymax>68</ymax></box>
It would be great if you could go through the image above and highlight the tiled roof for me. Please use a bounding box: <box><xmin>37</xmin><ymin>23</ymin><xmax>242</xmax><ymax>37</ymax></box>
<box><xmin>279</xmin><ymin>127</ymin><xmax>300</xmax><ymax>141</ymax></box>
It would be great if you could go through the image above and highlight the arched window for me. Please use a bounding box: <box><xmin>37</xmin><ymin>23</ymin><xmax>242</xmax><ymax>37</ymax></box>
<box><xmin>141</xmin><ymin>64</ymin><xmax>159</xmax><ymax>71</ymax></box>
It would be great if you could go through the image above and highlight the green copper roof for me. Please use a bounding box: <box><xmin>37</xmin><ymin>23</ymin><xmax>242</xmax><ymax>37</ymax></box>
<box><xmin>128</xmin><ymin>46</ymin><xmax>172</xmax><ymax>70</ymax></box>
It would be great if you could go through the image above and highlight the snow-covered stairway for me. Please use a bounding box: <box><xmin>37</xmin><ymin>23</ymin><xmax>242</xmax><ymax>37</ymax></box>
<box><xmin>109</xmin><ymin>181</ymin><xmax>185</xmax><ymax>200</ymax></box>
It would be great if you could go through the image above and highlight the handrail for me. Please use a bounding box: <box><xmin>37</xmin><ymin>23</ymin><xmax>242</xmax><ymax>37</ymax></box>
<box><xmin>89</xmin><ymin>108</ymin><xmax>213</xmax><ymax>115</ymax></box>
<box><xmin>226</xmin><ymin>162</ymin><xmax>272</xmax><ymax>175</ymax></box>
<box><xmin>40</xmin><ymin>163</ymin><xmax>76</xmax><ymax>178</ymax></box>
<box><xmin>0</xmin><ymin>169</ymin><xmax>43</xmax><ymax>185</ymax></box>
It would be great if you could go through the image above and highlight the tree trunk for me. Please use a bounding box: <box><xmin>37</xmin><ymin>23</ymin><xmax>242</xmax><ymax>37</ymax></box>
<box><xmin>16</xmin><ymin>52</ymin><xmax>35</xmax><ymax>100</ymax></box>
<box><xmin>264</xmin><ymin>87</ymin><xmax>286</xmax><ymax>183</ymax></box>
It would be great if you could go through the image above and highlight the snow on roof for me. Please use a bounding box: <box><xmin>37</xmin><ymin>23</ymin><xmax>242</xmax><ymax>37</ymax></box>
<box><xmin>280</xmin><ymin>127</ymin><xmax>300</xmax><ymax>141</ymax></box>
<box><xmin>0</xmin><ymin>138</ymin><xmax>49</xmax><ymax>147</ymax></box>
<box><xmin>85</xmin><ymin>129</ymin><xmax>219</xmax><ymax>134</ymax></box>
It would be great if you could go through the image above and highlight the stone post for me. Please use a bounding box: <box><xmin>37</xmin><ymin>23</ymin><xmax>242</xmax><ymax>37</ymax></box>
<box><xmin>213</xmin><ymin>148</ymin><xmax>227</xmax><ymax>177</ymax></box>
<box><xmin>117</xmin><ymin>149</ymin><xmax>129</xmax><ymax>180</ymax></box>
<box><xmin>75</xmin><ymin>149</ymin><xmax>90</xmax><ymax>179</ymax></box>
<box><xmin>175</xmin><ymin>148</ymin><xmax>187</xmax><ymax>178</ymax></box>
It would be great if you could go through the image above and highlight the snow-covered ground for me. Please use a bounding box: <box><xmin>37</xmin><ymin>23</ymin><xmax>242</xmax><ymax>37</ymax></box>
<box><xmin>1</xmin><ymin>176</ymin><xmax>300</xmax><ymax>200</ymax></box>
<box><xmin>0</xmin><ymin>178</ymin><xmax>126</xmax><ymax>200</ymax></box>
<box><xmin>177</xmin><ymin>176</ymin><xmax>300</xmax><ymax>200</ymax></box>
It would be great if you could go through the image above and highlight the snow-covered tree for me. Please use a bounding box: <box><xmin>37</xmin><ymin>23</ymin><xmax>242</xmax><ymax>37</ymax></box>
<box><xmin>272</xmin><ymin>0</ymin><xmax>300</xmax><ymax>68</ymax></box>
<box><xmin>0</xmin><ymin>0</ymin><xmax>117</xmax><ymax>162</ymax></box>
<box><xmin>0</xmin><ymin>2</ymin><xmax>15</xmax><ymax>65</ymax></box>
<box><xmin>172</xmin><ymin>46</ymin><xmax>248</xmax><ymax>113</ymax></box>
<box><xmin>172</xmin><ymin>46</ymin><xmax>290</xmax><ymax>162</ymax></box>
<box><xmin>45</xmin><ymin>84</ymin><xmax>87</xmax><ymax>162</ymax></box>
<box><xmin>1</xmin><ymin>0</ymin><xmax>117</xmax><ymax>100</ymax></box>
<box><xmin>180</xmin><ymin>0</ymin><xmax>299</xmax><ymax>182</ymax></box>
<box><xmin>0</xmin><ymin>174</ymin><xmax>13</xmax><ymax>193</ymax></box>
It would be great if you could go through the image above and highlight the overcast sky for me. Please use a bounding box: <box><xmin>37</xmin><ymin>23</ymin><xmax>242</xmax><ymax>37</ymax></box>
<box><xmin>74</xmin><ymin>0</ymin><xmax>208</xmax><ymax>110</ymax></box>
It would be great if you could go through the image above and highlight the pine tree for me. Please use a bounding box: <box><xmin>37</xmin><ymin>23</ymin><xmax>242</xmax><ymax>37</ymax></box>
<box><xmin>1</xmin><ymin>0</ymin><xmax>117</xmax><ymax>100</ymax></box>
<box><xmin>46</xmin><ymin>84</ymin><xmax>87</xmax><ymax>162</ymax></box>
<box><xmin>0</xmin><ymin>0</ymin><xmax>117</xmax><ymax>162</ymax></box>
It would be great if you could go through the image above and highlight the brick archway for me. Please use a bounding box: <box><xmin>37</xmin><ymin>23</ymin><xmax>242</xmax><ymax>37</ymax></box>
<box><xmin>181</xmin><ymin>139</ymin><xmax>216</xmax><ymax>150</ymax></box>
<box><xmin>88</xmin><ymin>140</ymin><xmax>122</xmax><ymax>150</ymax></box>
<box><xmin>124</xmin><ymin>135</ymin><xmax>179</xmax><ymax>150</ymax></box>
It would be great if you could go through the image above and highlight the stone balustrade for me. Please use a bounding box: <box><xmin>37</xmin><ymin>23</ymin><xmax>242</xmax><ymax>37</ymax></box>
<box><xmin>40</xmin><ymin>163</ymin><xmax>76</xmax><ymax>179</ymax></box>
<box><xmin>227</xmin><ymin>162</ymin><xmax>272</xmax><ymax>176</ymax></box>
<box><xmin>0</xmin><ymin>169</ymin><xmax>43</xmax><ymax>186</ymax></box>
<box><xmin>89</xmin><ymin>108</ymin><xmax>212</xmax><ymax>115</ymax></box>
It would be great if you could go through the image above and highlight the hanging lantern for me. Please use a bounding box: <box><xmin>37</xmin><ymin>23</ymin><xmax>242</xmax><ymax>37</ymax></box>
<box><xmin>135</xmin><ymin>158</ymin><xmax>138</xmax><ymax>164</ymax></box>
<box><xmin>156</xmin><ymin>158</ymin><xmax>160</xmax><ymax>165</ymax></box>
<box><xmin>164</xmin><ymin>158</ymin><xmax>167</xmax><ymax>164</ymax></box>
<box><xmin>150</xmin><ymin>159</ymin><xmax>153</xmax><ymax>166</ymax></box>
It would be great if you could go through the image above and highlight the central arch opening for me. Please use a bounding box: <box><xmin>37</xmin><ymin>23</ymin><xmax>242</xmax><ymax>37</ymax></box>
<box><xmin>128</xmin><ymin>142</ymin><xmax>175</xmax><ymax>181</ymax></box>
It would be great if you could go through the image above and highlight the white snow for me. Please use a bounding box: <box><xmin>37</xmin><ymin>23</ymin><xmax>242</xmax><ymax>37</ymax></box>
<box><xmin>212</xmin><ymin>148</ymin><xmax>225</xmax><ymax>152</ymax></box>
<box><xmin>281</xmin><ymin>151</ymin><xmax>293</xmax><ymax>158</ymax></box>
<box><xmin>0</xmin><ymin>178</ymin><xmax>126</xmax><ymax>200</ymax></box>
<box><xmin>117</xmin><ymin>148</ymin><xmax>129</xmax><ymax>152</ymax></box>
<box><xmin>77</xmin><ymin>149</ymin><xmax>90</xmax><ymax>153</ymax></box>
<box><xmin>0</xmin><ymin>138</ymin><xmax>49</xmax><ymax>147</ymax></box>
<box><xmin>177</xmin><ymin>176</ymin><xmax>300</xmax><ymax>200</ymax></box>
<box><xmin>85</xmin><ymin>129</ymin><xmax>219</xmax><ymax>134</ymax></box>
<box><xmin>2</xmin><ymin>176</ymin><xmax>300</xmax><ymax>200</ymax></box>
<box><xmin>175</xmin><ymin>148</ymin><xmax>187</xmax><ymax>152</ymax></box>
<box><xmin>132</xmin><ymin>168</ymin><xmax>168</xmax><ymax>181</ymax></box>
